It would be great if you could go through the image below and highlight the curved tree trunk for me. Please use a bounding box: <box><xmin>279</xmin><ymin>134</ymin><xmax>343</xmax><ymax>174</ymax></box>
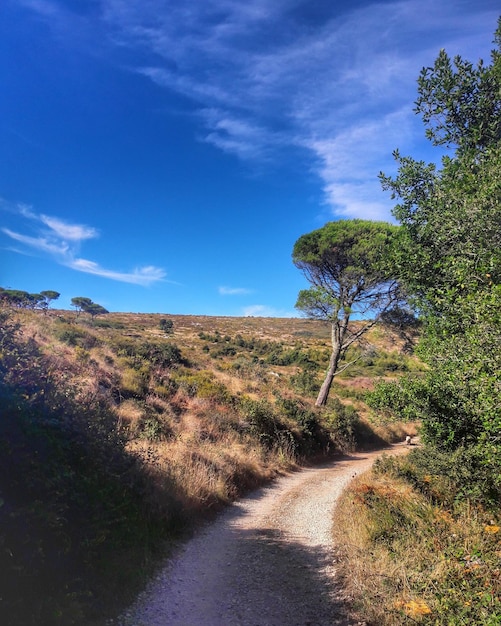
<box><xmin>315</xmin><ymin>317</ymin><xmax>347</xmax><ymax>407</ymax></box>
<box><xmin>315</xmin><ymin>366</ymin><xmax>336</xmax><ymax>406</ymax></box>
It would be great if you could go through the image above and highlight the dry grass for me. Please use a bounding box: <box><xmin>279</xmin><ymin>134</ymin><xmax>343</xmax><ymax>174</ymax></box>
<box><xmin>14</xmin><ymin>309</ymin><xmax>419</xmax><ymax>482</ymax></box>
<box><xmin>1</xmin><ymin>306</ymin><xmax>421</xmax><ymax>624</ymax></box>
<box><xmin>333</xmin><ymin>462</ymin><xmax>501</xmax><ymax>625</ymax></box>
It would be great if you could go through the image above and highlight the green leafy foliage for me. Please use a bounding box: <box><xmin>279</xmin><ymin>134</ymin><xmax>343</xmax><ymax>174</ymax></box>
<box><xmin>71</xmin><ymin>296</ymin><xmax>109</xmax><ymax>317</ymax></box>
<box><xmin>290</xmin><ymin>365</ymin><xmax>319</xmax><ymax>395</ymax></box>
<box><xmin>375</xmin><ymin>447</ymin><xmax>501</xmax><ymax>510</ymax></box>
<box><xmin>372</xmin><ymin>18</ymin><xmax>501</xmax><ymax>505</ymax></box>
<box><xmin>292</xmin><ymin>219</ymin><xmax>406</xmax><ymax>406</ymax></box>
<box><xmin>323</xmin><ymin>399</ymin><xmax>361</xmax><ymax>452</ymax></box>
<box><xmin>415</xmin><ymin>39</ymin><xmax>501</xmax><ymax>153</ymax></box>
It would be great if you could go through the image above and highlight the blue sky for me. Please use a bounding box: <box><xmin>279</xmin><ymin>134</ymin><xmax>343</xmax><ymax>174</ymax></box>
<box><xmin>1</xmin><ymin>0</ymin><xmax>499</xmax><ymax>316</ymax></box>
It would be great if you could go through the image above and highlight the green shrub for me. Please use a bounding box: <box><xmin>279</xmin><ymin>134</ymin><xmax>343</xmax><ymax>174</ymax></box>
<box><xmin>276</xmin><ymin>396</ymin><xmax>329</xmax><ymax>455</ymax></box>
<box><xmin>52</xmin><ymin>320</ymin><xmax>100</xmax><ymax>350</ymax></box>
<box><xmin>375</xmin><ymin>446</ymin><xmax>501</xmax><ymax>510</ymax></box>
<box><xmin>120</xmin><ymin>367</ymin><xmax>149</xmax><ymax>397</ymax></box>
<box><xmin>138</xmin><ymin>416</ymin><xmax>170</xmax><ymax>441</ymax></box>
<box><xmin>324</xmin><ymin>399</ymin><xmax>360</xmax><ymax>451</ymax></box>
<box><xmin>172</xmin><ymin>370</ymin><xmax>231</xmax><ymax>403</ymax></box>
<box><xmin>239</xmin><ymin>397</ymin><xmax>281</xmax><ymax>448</ymax></box>
<box><xmin>290</xmin><ymin>366</ymin><xmax>319</xmax><ymax>394</ymax></box>
<box><xmin>210</xmin><ymin>345</ymin><xmax>237</xmax><ymax>358</ymax></box>
<box><xmin>159</xmin><ymin>318</ymin><xmax>174</xmax><ymax>334</ymax></box>
<box><xmin>112</xmin><ymin>338</ymin><xmax>183</xmax><ymax>369</ymax></box>
<box><xmin>265</xmin><ymin>346</ymin><xmax>311</xmax><ymax>366</ymax></box>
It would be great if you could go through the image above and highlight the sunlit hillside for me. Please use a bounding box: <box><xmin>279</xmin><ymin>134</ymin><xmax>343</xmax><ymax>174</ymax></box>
<box><xmin>0</xmin><ymin>306</ymin><xmax>420</xmax><ymax>624</ymax></box>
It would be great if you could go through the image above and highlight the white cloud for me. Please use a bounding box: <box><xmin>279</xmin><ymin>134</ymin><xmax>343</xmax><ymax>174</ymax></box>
<box><xmin>219</xmin><ymin>286</ymin><xmax>253</xmax><ymax>295</ymax></box>
<box><xmin>20</xmin><ymin>0</ymin><xmax>499</xmax><ymax>219</ymax></box>
<box><xmin>305</xmin><ymin>107</ymin><xmax>416</xmax><ymax>220</ymax></box>
<box><xmin>2</xmin><ymin>228</ymin><xmax>70</xmax><ymax>256</ymax></box>
<box><xmin>103</xmin><ymin>0</ymin><xmax>496</xmax><ymax>218</ymax></box>
<box><xmin>70</xmin><ymin>259</ymin><xmax>166</xmax><ymax>286</ymax></box>
<box><xmin>201</xmin><ymin>109</ymin><xmax>278</xmax><ymax>160</ymax></box>
<box><xmin>2</xmin><ymin>205</ymin><xmax>166</xmax><ymax>286</ymax></box>
<box><xmin>242</xmin><ymin>304</ymin><xmax>296</xmax><ymax>318</ymax></box>
<box><xmin>40</xmin><ymin>215</ymin><xmax>98</xmax><ymax>241</ymax></box>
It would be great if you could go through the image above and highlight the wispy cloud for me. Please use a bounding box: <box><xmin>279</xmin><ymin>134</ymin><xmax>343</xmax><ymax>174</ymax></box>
<box><xmin>3</xmin><ymin>227</ymin><xmax>71</xmax><ymax>256</ymax></box>
<box><xmin>242</xmin><ymin>304</ymin><xmax>296</xmax><ymax>318</ymax></box>
<box><xmin>219</xmin><ymin>285</ymin><xmax>253</xmax><ymax>296</ymax></box>
<box><xmin>1</xmin><ymin>202</ymin><xmax>166</xmax><ymax>286</ymax></box>
<box><xmin>107</xmin><ymin>0</ymin><xmax>498</xmax><ymax>219</ymax></box>
<box><xmin>69</xmin><ymin>259</ymin><xmax>166</xmax><ymax>286</ymax></box>
<box><xmin>39</xmin><ymin>215</ymin><xmax>98</xmax><ymax>241</ymax></box>
<box><xmin>21</xmin><ymin>0</ymin><xmax>499</xmax><ymax>219</ymax></box>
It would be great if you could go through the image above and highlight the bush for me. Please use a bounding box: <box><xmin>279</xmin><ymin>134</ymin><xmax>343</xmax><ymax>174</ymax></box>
<box><xmin>210</xmin><ymin>345</ymin><xmax>237</xmax><ymax>358</ymax></box>
<box><xmin>324</xmin><ymin>399</ymin><xmax>360</xmax><ymax>452</ymax></box>
<box><xmin>277</xmin><ymin>396</ymin><xmax>329</xmax><ymax>455</ymax></box>
<box><xmin>375</xmin><ymin>446</ymin><xmax>501</xmax><ymax>510</ymax></box>
<box><xmin>112</xmin><ymin>338</ymin><xmax>183</xmax><ymax>369</ymax></box>
<box><xmin>172</xmin><ymin>370</ymin><xmax>231</xmax><ymax>403</ymax></box>
<box><xmin>159</xmin><ymin>318</ymin><xmax>174</xmax><ymax>334</ymax></box>
<box><xmin>290</xmin><ymin>366</ymin><xmax>319</xmax><ymax>394</ymax></box>
<box><xmin>54</xmin><ymin>323</ymin><xmax>98</xmax><ymax>348</ymax></box>
<box><xmin>265</xmin><ymin>346</ymin><xmax>311</xmax><ymax>366</ymax></box>
<box><xmin>120</xmin><ymin>367</ymin><xmax>149</xmax><ymax>398</ymax></box>
<box><xmin>239</xmin><ymin>397</ymin><xmax>284</xmax><ymax>449</ymax></box>
<box><xmin>138</xmin><ymin>416</ymin><xmax>171</xmax><ymax>441</ymax></box>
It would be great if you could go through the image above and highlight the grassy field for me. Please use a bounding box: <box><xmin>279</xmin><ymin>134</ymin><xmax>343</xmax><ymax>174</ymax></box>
<box><xmin>0</xmin><ymin>307</ymin><xmax>420</xmax><ymax>624</ymax></box>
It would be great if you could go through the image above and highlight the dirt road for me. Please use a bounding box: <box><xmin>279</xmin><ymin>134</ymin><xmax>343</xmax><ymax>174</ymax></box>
<box><xmin>119</xmin><ymin>445</ymin><xmax>407</xmax><ymax>626</ymax></box>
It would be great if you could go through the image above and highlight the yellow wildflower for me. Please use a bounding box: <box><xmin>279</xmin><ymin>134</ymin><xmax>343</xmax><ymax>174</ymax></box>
<box><xmin>403</xmin><ymin>600</ymin><xmax>432</xmax><ymax>616</ymax></box>
<box><xmin>484</xmin><ymin>525</ymin><xmax>500</xmax><ymax>534</ymax></box>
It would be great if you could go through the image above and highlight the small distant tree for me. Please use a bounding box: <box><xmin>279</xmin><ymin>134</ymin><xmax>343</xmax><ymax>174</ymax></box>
<box><xmin>40</xmin><ymin>290</ymin><xmax>60</xmax><ymax>311</ymax></box>
<box><xmin>71</xmin><ymin>297</ymin><xmax>108</xmax><ymax>318</ymax></box>
<box><xmin>159</xmin><ymin>318</ymin><xmax>174</xmax><ymax>334</ymax></box>
<box><xmin>0</xmin><ymin>289</ymin><xmax>34</xmax><ymax>308</ymax></box>
<box><xmin>86</xmin><ymin>303</ymin><xmax>109</xmax><ymax>318</ymax></box>
<box><xmin>30</xmin><ymin>294</ymin><xmax>46</xmax><ymax>309</ymax></box>
<box><xmin>71</xmin><ymin>297</ymin><xmax>93</xmax><ymax>316</ymax></box>
<box><xmin>293</xmin><ymin>219</ymin><xmax>404</xmax><ymax>406</ymax></box>
<box><xmin>0</xmin><ymin>288</ymin><xmax>61</xmax><ymax>311</ymax></box>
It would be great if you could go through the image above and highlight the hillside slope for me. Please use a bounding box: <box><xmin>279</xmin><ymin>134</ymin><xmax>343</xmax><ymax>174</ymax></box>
<box><xmin>0</xmin><ymin>307</ymin><xmax>419</xmax><ymax>624</ymax></box>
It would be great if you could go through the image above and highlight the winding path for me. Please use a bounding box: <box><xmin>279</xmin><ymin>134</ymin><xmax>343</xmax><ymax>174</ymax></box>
<box><xmin>119</xmin><ymin>445</ymin><xmax>408</xmax><ymax>626</ymax></box>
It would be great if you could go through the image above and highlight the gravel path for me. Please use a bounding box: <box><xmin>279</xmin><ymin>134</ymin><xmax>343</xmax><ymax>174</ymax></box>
<box><xmin>119</xmin><ymin>445</ymin><xmax>407</xmax><ymax>626</ymax></box>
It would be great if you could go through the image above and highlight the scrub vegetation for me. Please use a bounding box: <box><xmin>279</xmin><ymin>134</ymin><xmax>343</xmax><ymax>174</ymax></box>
<box><xmin>0</xmin><ymin>305</ymin><xmax>416</xmax><ymax>625</ymax></box>
<box><xmin>332</xmin><ymin>18</ymin><xmax>501</xmax><ymax>626</ymax></box>
<box><xmin>334</xmin><ymin>453</ymin><xmax>501</xmax><ymax>625</ymax></box>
